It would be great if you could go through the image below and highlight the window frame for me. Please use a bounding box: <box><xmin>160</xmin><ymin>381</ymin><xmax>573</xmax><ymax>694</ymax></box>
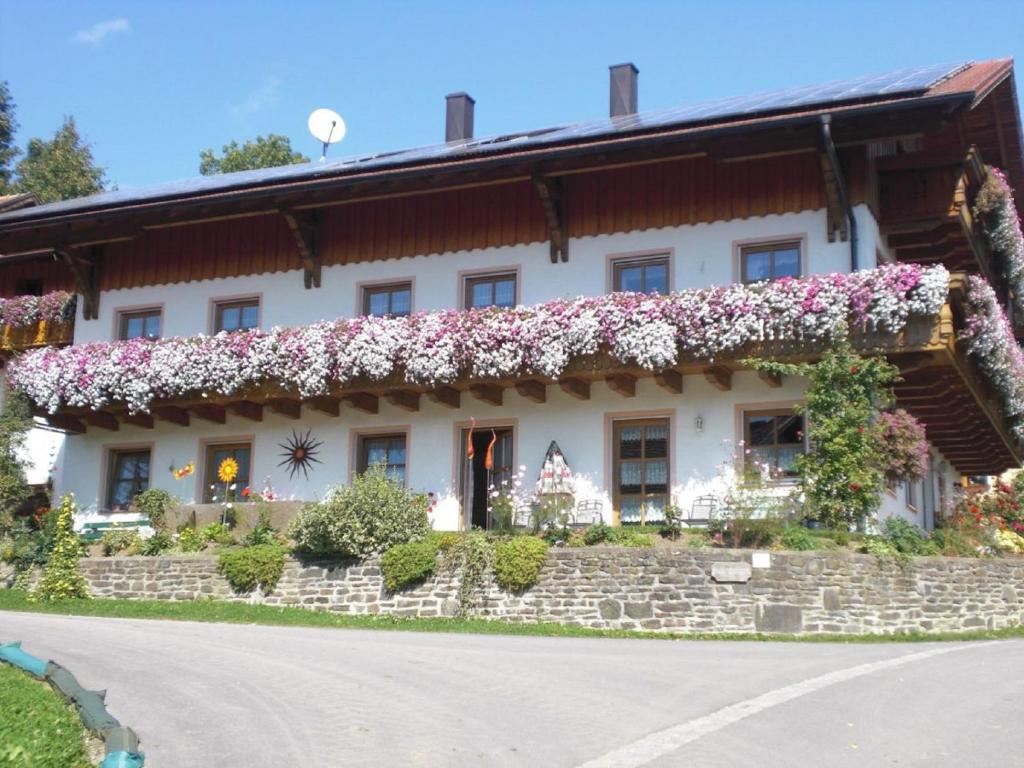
<box><xmin>609</xmin><ymin>414</ymin><xmax>672</xmax><ymax>527</ymax></box>
<box><xmin>905</xmin><ymin>479</ymin><xmax>919</xmax><ymax>511</ymax></box>
<box><xmin>201</xmin><ymin>440</ymin><xmax>253</xmax><ymax>503</ymax></box>
<box><xmin>735</xmin><ymin>237</ymin><xmax>805</xmax><ymax>284</ymax></box>
<box><xmin>116</xmin><ymin>306</ymin><xmax>163</xmax><ymax>341</ymax></box>
<box><xmin>104</xmin><ymin>445</ymin><xmax>153</xmax><ymax>512</ymax></box>
<box><xmin>740</xmin><ymin>406</ymin><xmax>807</xmax><ymax>483</ymax></box>
<box><xmin>460</xmin><ymin>269</ymin><xmax>519</xmax><ymax>310</ymax></box>
<box><xmin>360</xmin><ymin>281</ymin><xmax>414</xmax><ymax>317</ymax></box>
<box><xmin>210</xmin><ymin>296</ymin><xmax>261</xmax><ymax>334</ymax></box>
<box><xmin>351</xmin><ymin>427</ymin><xmax>411</xmax><ymax>488</ymax></box>
<box><xmin>610</xmin><ymin>253</ymin><xmax>671</xmax><ymax>295</ymax></box>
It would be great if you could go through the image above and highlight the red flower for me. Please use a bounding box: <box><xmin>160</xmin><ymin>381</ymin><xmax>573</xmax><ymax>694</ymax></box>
<box><xmin>850</xmin><ymin>365</ymin><xmax>858</xmax><ymax>374</ymax></box>
<box><xmin>241</xmin><ymin>486</ymin><xmax>251</xmax><ymax>498</ymax></box>
<box><xmin>857</xmin><ymin>426</ymin><xmax>865</xmax><ymax>435</ymax></box>
<box><xmin>850</xmin><ymin>482</ymin><xmax>860</xmax><ymax>491</ymax></box>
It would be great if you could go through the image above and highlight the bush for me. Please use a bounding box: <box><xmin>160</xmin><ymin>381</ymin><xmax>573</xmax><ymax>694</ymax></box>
<box><xmin>32</xmin><ymin>495</ymin><xmax>89</xmax><ymax>601</ymax></box>
<box><xmin>612</xmin><ymin>530</ymin><xmax>654</xmax><ymax>548</ymax></box>
<box><xmin>287</xmin><ymin>467</ymin><xmax>430</xmax><ymax>557</ymax></box>
<box><xmin>243</xmin><ymin>506</ymin><xmax>277</xmax><ymax>546</ymax></box>
<box><xmin>583</xmin><ymin>523</ymin><xmax>614</xmax><ymax>546</ymax></box>
<box><xmin>882</xmin><ymin>517</ymin><xmax>937</xmax><ymax>556</ymax></box>
<box><xmin>862</xmin><ymin>537</ymin><xmax>900</xmax><ymax>558</ymax></box>
<box><xmin>139</xmin><ymin>531</ymin><xmax>173</xmax><ymax>556</ymax></box>
<box><xmin>200</xmin><ymin>522</ymin><xmax>234</xmax><ymax>546</ymax></box>
<box><xmin>440</xmin><ymin>531</ymin><xmax>494</xmax><ymax>615</ymax></box>
<box><xmin>494</xmin><ymin>537</ymin><xmax>549</xmax><ymax>592</ymax></box>
<box><xmin>133</xmin><ymin>488</ymin><xmax>173</xmax><ymax>532</ymax></box>
<box><xmin>100</xmin><ymin>529</ymin><xmax>140</xmax><ymax>556</ymax></box>
<box><xmin>380</xmin><ymin>540</ymin><xmax>439</xmax><ymax>591</ymax></box>
<box><xmin>780</xmin><ymin>526</ymin><xmax>816</xmax><ymax>552</ymax></box>
<box><xmin>176</xmin><ymin>526</ymin><xmax>205</xmax><ymax>553</ymax></box>
<box><xmin>217</xmin><ymin>544</ymin><xmax>287</xmax><ymax>594</ymax></box>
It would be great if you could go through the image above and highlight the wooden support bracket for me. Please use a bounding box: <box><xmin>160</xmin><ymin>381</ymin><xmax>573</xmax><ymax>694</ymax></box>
<box><xmin>515</xmin><ymin>380</ymin><xmax>547</xmax><ymax>403</ymax></box>
<box><xmin>532</xmin><ymin>171</ymin><xmax>568</xmax><ymax>263</ymax></box>
<box><xmin>120</xmin><ymin>412</ymin><xmax>154</xmax><ymax>429</ymax></box>
<box><xmin>227</xmin><ymin>401</ymin><xmax>264</xmax><ymax>422</ymax></box>
<box><xmin>703</xmin><ymin>366</ymin><xmax>732</xmax><ymax>392</ymax></box>
<box><xmin>757</xmin><ymin>370</ymin><xmax>783</xmax><ymax>388</ymax></box>
<box><xmin>344</xmin><ymin>393</ymin><xmax>379</xmax><ymax>414</ymax></box>
<box><xmin>307</xmin><ymin>396</ymin><xmax>341</xmax><ymax>416</ymax></box>
<box><xmin>606</xmin><ymin>373</ymin><xmax>637</xmax><ymax>397</ymax></box>
<box><xmin>654</xmin><ymin>369</ymin><xmax>683</xmax><ymax>394</ymax></box>
<box><xmin>82</xmin><ymin>411</ymin><xmax>119</xmax><ymax>431</ymax></box>
<box><xmin>559</xmin><ymin>377</ymin><xmax>590</xmax><ymax>400</ymax></box>
<box><xmin>281</xmin><ymin>209</ymin><xmax>322</xmax><ymax>289</ymax></box>
<box><xmin>154</xmin><ymin>406</ymin><xmax>189</xmax><ymax>426</ymax></box>
<box><xmin>268</xmin><ymin>398</ymin><xmax>302</xmax><ymax>419</ymax></box>
<box><xmin>385</xmin><ymin>390</ymin><xmax>421</xmax><ymax>412</ymax></box>
<box><xmin>46</xmin><ymin>414</ymin><xmax>85</xmax><ymax>434</ymax></box>
<box><xmin>469</xmin><ymin>383</ymin><xmax>504</xmax><ymax>406</ymax></box>
<box><xmin>427</xmin><ymin>387</ymin><xmax>461</xmax><ymax>409</ymax></box>
<box><xmin>190</xmin><ymin>404</ymin><xmax>226</xmax><ymax>424</ymax></box>
<box><xmin>55</xmin><ymin>245</ymin><xmax>102</xmax><ymax>320</ymax></box>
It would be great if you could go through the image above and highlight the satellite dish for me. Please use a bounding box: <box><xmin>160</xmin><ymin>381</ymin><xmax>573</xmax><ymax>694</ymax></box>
<box><xmin>307</xmin><ymin>108</ymin><xmax>346</xmax><ymax>161</ymax></box>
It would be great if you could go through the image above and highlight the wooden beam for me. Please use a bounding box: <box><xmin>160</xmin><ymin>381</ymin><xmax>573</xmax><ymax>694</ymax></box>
<box><xmin>227</xmin><ymin>401</ymin><xmax>263</xmax><ymax>422</ymax></box>
<box><xmin>268</xmin><ymin>398</ymin><xmax>302</xmax><ymax>419</ymax></box>
<box><xmin>307</xmin><ymin>396</ymin><xmax>341</xmax><ymax>416</ymax></box>
<box><xmin>55</xmin><ymin>244</ymin><xmax>101</xmax><ymax>319</ymax></box>
<box><xmin>386</xmin><ymin>389</ymin><xmax>421</xmax><ymax>412</ymax></box>
<box><xmin>606</xmin><ymin>373</ymin><xmax>637</xmax><ymax>397</ymax></box>
<box><xmin>344</xmin><ymin>393</ymin><xmax>379</xmax><ymax>414</ymax></box>
<box><xmin>515</xmin><ymin>380</ymin><xmax>547</xmax><ymax>403</ymax></box>
<box><xmin>427</xmin><ymin>386</ymin><xmax>461</xmax><ymax>409</ymax></box>
<box><xmin>654</xmin><ymin>369</ymin><xmax>683</xmax><ymax>394</ymax></box>
<box><xmin>532</xmin><ymin>171</ymin><xmax>568</xmax><ymax>263</ymax></box>
<box><xmin>818</xmin><ymin>116</ymin><xmax>850</xmax><ymax>243</ymax></box>
<box><xmin>559</xmin><ymin>377</ymin><xmax>590</xmax><ymax>400</ymax></box>
<box><xmin>757</xmin><ymin>370</ymin><xmax>783</xmax><ymax>388</ymax></box>
<box><xmin>280</xmin><ymin>209</ymin><xmax>322</xmax><ymax>288</ymax></box>
<box><xmin>469</xmin><ymin>383</ymin><xmax>504</xmax><ymax>406</ymax></box>
<box><xmin>46</xmin><ymin>414</ymin><xmax>85</xmax><ymax>434</ymax></box>
<box><xmin>190</xmin><ymin>404</ymin><xmax>226</xmax><ymax>424</ymax></box>
<box><xmin>154</xmin><ymin>406</ymin><xmax>189</xmax><ymax>426</ymax></box>
<box><xmin>703</xmin><ymin>366</ymin><xmax>732</xmax><ymax>392</ymax></box>
<box><xmin>120</xmin><ymin>412</ymin><xmax>154</xmax><ymax>429</ymax></box>
<box><xmin>81</xmin><ymin>411</ymin><xmax>119</xmax><ymax>431</ymax></box>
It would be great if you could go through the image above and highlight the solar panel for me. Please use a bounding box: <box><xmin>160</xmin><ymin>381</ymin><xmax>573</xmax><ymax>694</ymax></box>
<box><xmin>0</xmin><ymin>62</ymin><xmax>968</xmax><ymax>224</ymax></box>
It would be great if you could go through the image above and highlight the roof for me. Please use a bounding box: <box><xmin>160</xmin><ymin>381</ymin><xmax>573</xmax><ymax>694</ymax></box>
<box><xmin>0</xmin><ymin>59</ymin><xmax>1015</xmax><ymax>229</ymax></box>
<box><xmin>0</xmin><ymin>193</ymin><xmax>38</xmax><ymax>214</ymax></box>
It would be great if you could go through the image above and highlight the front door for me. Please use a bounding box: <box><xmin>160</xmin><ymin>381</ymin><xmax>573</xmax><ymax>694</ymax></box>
<box><xmin>613</xmin><ymin>419</ymin><xmax>670</xmax><ymax>525</ymax></box>
<box><xmin>459</xmin><ymin>426</ymin><xmax>514</xmax><ymax>529</ymax></box>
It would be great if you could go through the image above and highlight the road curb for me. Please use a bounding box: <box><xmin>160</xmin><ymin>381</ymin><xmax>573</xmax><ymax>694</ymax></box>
<box><xmin>0</xmin><ymin>640</ymin><xmax>145</xmax><ymax>768</ymax></box>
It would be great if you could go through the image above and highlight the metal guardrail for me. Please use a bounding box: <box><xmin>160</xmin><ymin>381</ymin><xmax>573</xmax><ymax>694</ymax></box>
<box><xmin>0</xmin><ymin>640</ymin><xmax>145</xmax><ymax>768</ymax></box>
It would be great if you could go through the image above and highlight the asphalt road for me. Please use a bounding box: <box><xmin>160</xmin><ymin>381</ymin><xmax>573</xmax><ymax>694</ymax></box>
<box><xmin>1</xmin><ymin>612</ymin><xmax>1021</xmax><ymax>767</ymax></box>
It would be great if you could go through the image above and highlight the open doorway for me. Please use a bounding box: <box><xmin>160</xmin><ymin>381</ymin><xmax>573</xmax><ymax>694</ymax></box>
<box><xmin>458</xmin><ymin>426</ymin><xmax>514</xmax><ymax>529</ymax></box>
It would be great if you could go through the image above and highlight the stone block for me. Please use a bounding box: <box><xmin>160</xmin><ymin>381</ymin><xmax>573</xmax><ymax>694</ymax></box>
<box><xmin>711</xmin><ymin>561</ymin><xmax>752</xmax><ymax>583</ymax></box>
<box><xmin>754</xmin><ymin>604</ymin><xmax>803</xmax><ymax>633</ymax></box>
<box><xmin>598</xmin><ymin>599</ymin><xmax>622</xmax><ymax>620</ymax></box>
<box><xmin>624</xmin><ymin>601</ymin><xmax>653</xmax><ymax>619</ymax></box>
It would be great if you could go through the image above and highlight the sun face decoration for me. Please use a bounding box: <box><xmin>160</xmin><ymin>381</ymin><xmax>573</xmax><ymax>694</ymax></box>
<box><xmin>278</xmin><ymin>429</ymin><xmax>323</xmax><ymax>480</ymax></box>
<box><xmin>217</xmin><ymin>457</ymin><xmax>239</xmax><ymax>484</ymax></box>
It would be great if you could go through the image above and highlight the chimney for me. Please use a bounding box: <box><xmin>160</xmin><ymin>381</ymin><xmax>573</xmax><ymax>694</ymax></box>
<box><xmin>609</xmin><ymin>63</ymin><xmax>638</xmax><ymax>118</ymax></box>
<box><xmin>446</xmin><ymin>92</ymin><xmax>475</xmax><ymax>142</ymax></box>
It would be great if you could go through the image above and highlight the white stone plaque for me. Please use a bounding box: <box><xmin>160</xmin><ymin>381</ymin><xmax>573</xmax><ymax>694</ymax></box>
<box><xmin>751</xmin><ymin>552</ymin><xmax>772</xmax><ymax>569</ymax></box>
<box><xmin>711</xmin><ymin>561</ymin><xmax>752</xmax><ymax>583</ymax></box>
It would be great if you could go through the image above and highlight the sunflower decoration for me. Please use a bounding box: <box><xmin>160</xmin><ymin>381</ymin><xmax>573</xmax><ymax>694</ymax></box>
<box><xmin>172</xmin><ymin>461</ymin><xmax>195</xmax><ymax>480</ymax></box>
<box><xmin>218</xmin><ymin>457</ymin><xmax>240</xmax><ymax>484</ymax></box>
<box><xmin>278</xmin><ymin>429</ymin><xmax>323</xmax><ymax>480</ymax></box>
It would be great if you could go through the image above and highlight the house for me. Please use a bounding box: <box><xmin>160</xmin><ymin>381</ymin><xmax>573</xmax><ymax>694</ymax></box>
<box><xmin>0</xmin><ymin>59</ymin><xmax>1021</xmax><ymax>531</ymax></box>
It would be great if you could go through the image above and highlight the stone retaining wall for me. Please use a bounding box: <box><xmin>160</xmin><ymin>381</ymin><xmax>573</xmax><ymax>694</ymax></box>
<box><xmin>8</xmin><ymin>548</ymin><xmax>1021</xmax><ymax>635</ymax></box>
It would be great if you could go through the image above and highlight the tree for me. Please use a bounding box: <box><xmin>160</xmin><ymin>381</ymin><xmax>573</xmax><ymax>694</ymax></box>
<box><xmin>0</xmin><ymin>81</ymin><xmax>18</xmax><ymax>194</ymax></box>
<box><xmin>0</xmin><ymin>388</ymin><xmax>32</xmax><ymax>534</ymax></box>
<box><xmin>14</xmin><ymin>117</ymin><xmax>106</xmax><ymax>203</ymax></box>
<box><xmin>199</xmin><ymin>134</ymin><xmax>309</xmax><ymax>175</ymax></box>
<box><xmin>31</xmin><ymin>494</ymin><xmax>89</xmax><ymax>601</ymax></box>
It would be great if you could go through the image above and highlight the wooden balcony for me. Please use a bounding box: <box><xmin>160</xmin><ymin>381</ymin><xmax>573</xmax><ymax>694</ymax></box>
<box><xmin>0</xmin><ymin>318</ymin><xmax>74</xmax><ymax>354</ymax></box>
<box><xmin>37</xmin><ymin>274</ymin><xmax>1023</xmax><ymax>475</ymax></box>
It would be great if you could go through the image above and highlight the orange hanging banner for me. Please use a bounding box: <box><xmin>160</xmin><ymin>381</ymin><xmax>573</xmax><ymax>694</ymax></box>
<box><xmin>484</xmin><ymin>429</ymin><xmax>497</xmax><ymax>470</ymax></box>
<box><xmin>466</xmin><ymin>418</ymin><xmax>476</xmax><ymax>461</ymax></box>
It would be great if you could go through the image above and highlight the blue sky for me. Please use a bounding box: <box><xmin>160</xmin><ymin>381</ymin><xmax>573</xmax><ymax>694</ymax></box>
<box><xmin>1</xmin><ymin>0</ymin><xmax>1022</xmax><ymax>191</ymax></box>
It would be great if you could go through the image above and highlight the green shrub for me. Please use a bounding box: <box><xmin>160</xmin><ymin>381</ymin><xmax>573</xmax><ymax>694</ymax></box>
<box><xmin>831</xmin><ymin>530</ymin><xmax>851</xmax><ymax>547</ymax></box>
<box><xmin>287</xmin><ymin>466</ymin><xmax>430</xmax><ymax>557</ymax></box>
<box><xmin>862</xmin><ymin>536</ymin><xmax>900</xmax><ymax>558</ymax></box>
<box><xmin>217</xmin><ymin>544</ymin><xmax>287</xmax><ymax>594</ymax></box>
<box><xmin>661</xmin><ymin>505</ymin><xmax>683</xmax><ymax>540</ymax></box>
<box><xmin>931</xmin><ymin>528</ymin><xmax>980</xmax><ymax>558</ymax></box>
<box><xmin>380</xmin><ymin>540</ymin><xmax>439</xmax><ymax>591</ymax></box>
<box><xmin>200</xmin><ymin>522</ymin><xmax>234</xmax><ymax>546</ymax></box>
<box><xmin>32</xmin><ymin>495</ymin><xmax>89</xmax><ymax>601</ymax></box>
<box><xmin>882</xmin><ymin>517</ymin><xmax>937</xmax><ymax>556</ymax></box>
<box><xmin>133</xmin><ymin>488</ymin><xmax>173</xmax><ymax>532</ymax></box>
<box><xmin>176</xmin><ymin>526</ymin><xmax>205</xmax><ymax>553</ymax></box>
<box><xmin>440</xmin><ymin>530</ymin><xmax>495</xmax><ymax>615</ymax></box>
<box><xmin>243</xmin><ymin>506</ymin><xmax>277</xmax><ymax>546</ymax></box>
<box><xmin>494</xmin><ymin>537</ymin><xmax>549</xmax><ymax>592</ymax></box>
<box><xmin>780</xmin><ymin>526</ymin><xmax>816</xmax><ymax>552</ymax></box>
<box><xmin>100</xmin><ymin>528</ymin><xmax>141</xmax><ymax>556</ymax></box>
<box><xmin>139</xmin><ymin>531</ymin><xmax>173</xmax><ymax>556</ymax></box>
<box><xmin>583</xmin><ymin>523</ymin><xmax>614</xmax><ymax>546</ymax></box>
<box><xmin>612</xmin><ymin>530</ymin><xmax>654</xmax><ymax>548</ymax></box>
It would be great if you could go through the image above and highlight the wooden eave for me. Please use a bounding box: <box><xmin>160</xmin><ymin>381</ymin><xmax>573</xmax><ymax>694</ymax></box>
<box><xmin>36</xmin><ymin>273</ymin><xmax>1022</xmax><ymax>475</ymax></box>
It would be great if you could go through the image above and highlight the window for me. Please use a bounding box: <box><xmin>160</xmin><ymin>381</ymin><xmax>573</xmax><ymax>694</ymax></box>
<box><xmin>613</xmin><ymin>419</ymin><xmax>670</xmax><ymax>525</ymax></box>
<box><xmin>203</xmin><ymin>442</ymin><xmax>252</xmax><ymax>502</ymax></box>
<box><xmin>612</xmin><ymin>256</ymin><xmax>669</xmax><ymax>294</ymax></box>
<box><xmin>213</xmin><ymin>299</ymin><xmax>260</xmax><ymax>333</ymax></box>
<box><xmin>106</xmin><ymin>448</ymin><xmax>151</xmax><ymax>511</ymax></box>
<box><xmin>464</xmin><ymin>272</ymin><xmax>517</xmax><ymax>309</ymax></box>
<box><xmin>118</xmin><ymin>308</ymin><xmax>162</xmax><ymax>341</ymax></box>
<box><xmin>740</xmin><ymin>241</ymin><xmax>801</xmax><ymax>283</ymax></box>
<box><xmin>358</xmin><ymin>434</ymin><xmax>407</xmax><ymax>485</ymax></box>
<box><xmin>362</xmin><ymin>282</ymin><xmax>412</xmax><ymax>317</ymax></box>
<box><xmin>905</xmin><ymin>479</ymin><xmax>918</xmax><ymax>510</ymax></box>
<box><xmin>743</xmin><ymin>409</ymin><xmax>805</xmax><ymax>479</ymax></box>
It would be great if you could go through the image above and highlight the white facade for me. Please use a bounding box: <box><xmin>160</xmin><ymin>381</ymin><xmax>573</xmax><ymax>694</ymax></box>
<box><xmin>51</xmin><ymin>205</ymin><xmax>954</xmax><ymax>529</ymax></box>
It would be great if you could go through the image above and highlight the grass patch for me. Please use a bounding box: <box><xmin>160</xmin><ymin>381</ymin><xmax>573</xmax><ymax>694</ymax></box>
<box><xmin>0</xmin><ymin>663</ymin><xmax>93</xmax><ymax>768</ymax></box>
<box><xmin>0</xmin><ymin>588</ymin><xmax>1021</xmax><ymax>644</ymax></box>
